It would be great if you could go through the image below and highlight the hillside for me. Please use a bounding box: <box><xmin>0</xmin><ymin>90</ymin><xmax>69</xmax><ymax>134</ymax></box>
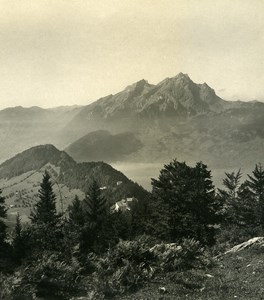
<box><xmin>65</xmin><ymin>130</ymin><xmax>143</xmax><ymax>162</ymax></box>
<box><xmin>0</xmin><ymin>144</ymin><xmax>149</xmax><ymax>224</ymax></box>
<box><xmin>119</xmin><ymin>238</ymin><xmax>264</xmax><ymax>300</ymax></box>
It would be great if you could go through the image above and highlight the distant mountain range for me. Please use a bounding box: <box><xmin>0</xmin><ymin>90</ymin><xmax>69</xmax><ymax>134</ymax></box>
<box><xmin>1</xmin><ymin>73</ymin><xmax>264</xmax><ymax>170</ymax></box>
<box><xmin>0</xmin><ymin>105</ymin><xmax>83</xmax><ymax>162</ymax></box>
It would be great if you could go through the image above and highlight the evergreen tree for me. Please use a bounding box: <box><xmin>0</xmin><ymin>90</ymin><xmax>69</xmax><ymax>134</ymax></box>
<box><xmin>28</xmin><ymin>171</ymin><xmax>63</xmax><ymax>252</ymax></box>
<box><xmin>151</xmin><ymin>159</ymin><xmax>221</xmax><ymax>245</ymax></box>
<box><xmin>190</xmin><ymin>162</ymin><xmax>222</xmax><ymax>245</ymax></box>
<box><xmin>30</xmin><ymin>171</ymin><xmax>58</xmax><ymax>224</ymax></box>
<box><xmin>222</xmin><ymin>169</ymin><xmax>242</xmax><ymax>198</ymax></box>
<box><xmin>246</xmin><ymin>163</ymin><xmax>264</xmax><ymax>230</ymax></box>
<box><xmin>0</xmin><ymin>189</ymin><xmax>7</xmax><ymax>245</ymax></box>
<box><xmin>63</xmin><ymin>195</ymin><xmax>86</xmax><ymax>256</ymax></box>
<box><xmin>83</xmin><ymin>180</ymin><xmax>107</xmax><ymax>226</ymax></box>
<box><xmin>13</xmin><ymin>213</ymin><xmax>26</xmax><ymax>263</ymax></box>
<box><xmin>234</xmin><ymin>183</ymin><xmax>259</xmax><ymax>229</ymax></box>
<box><xmin>81</xmin><ymin>180</ymin><xmax>109</xmax><ymax>253</ymax></box>
<box><xmin>218</xmin><ymin>169</ymin><xmax>242</xmax><ymax>224</ymax></box>
<box><xmin>68</xmin><ymin>195</ymin><xmax>85</xmax><ymax>227</ymax></box>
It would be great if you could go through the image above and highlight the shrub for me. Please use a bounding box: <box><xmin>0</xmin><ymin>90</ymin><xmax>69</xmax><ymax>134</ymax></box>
<box><xmin>0</xmin><ymin>252</ymin><xmax>82</xmax><ymax>300</ymax></box>
<box><xmin>150</xmin><ymin>238</ymin><xmax>209</xmax><ymax>272</ymax></box>
<box><xmin>91</xmin><ymin>238</ymin><xmax>156</xmax><ymax>297</ymax></box>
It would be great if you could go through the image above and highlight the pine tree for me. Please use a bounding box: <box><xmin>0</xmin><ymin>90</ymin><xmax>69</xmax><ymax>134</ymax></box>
<box><xmin>81</xmin><ymin>180</ymin><xmax>109</xmax><ymax>253</ymax></box>
<box><xmin>151</xmin><ymin>159</ymin><xmax>221</xmax><ymax>245</ymax></box>
<box><xmin>0</xmin><ymin>189</ymin><xmax>7</xmax><ymax>245</ymax></box>
<box><xmin>222</xmin><ymin>169</ymin><xmax>242</xmax><ymax>198</ymax></box>
<box><xmin>234</xmin><ymin>183</ymin><xmax>258</xmax><ymax>229</ymax></box>
<box><xmin>68</xmin><ymin>195</ymin><xmax>85</xmax><ymax>227</ymax></box>
<box><xmin>247</xmin><ymin>164</ymin><xmax>264</xmax><ymax>199</ymax></box>
<box><xmin>218</xmin><ymin>169</ymin><xmax>242</xmax><ymax>224</ymax></box>
<box><xmin>246</xmin><ymin>163</ymin><xmax>264</xmax><ymax>230</ymax></box>
<box><xmin>30</xmin><ymin>171</ymin><xmax>58</xmax><ymax>224</ymax></box>
<box><xmin>83</xmin><ymin>180</ymin><xmax>107</xmax><ymax>226</ymax></box>
<box><xmin>13</xmin><ymin>213</ymin><xmax>26</xmax><ymax>263</ymax></box>
<box><xmin>190</xmin><ymin>162</ymin><xmax>222</xmax><ymax>245</ymax></box>
<box><xmin>28</xmin><ymin>171</ymin><xmax>63</xmax><ymax>252</ymax></box>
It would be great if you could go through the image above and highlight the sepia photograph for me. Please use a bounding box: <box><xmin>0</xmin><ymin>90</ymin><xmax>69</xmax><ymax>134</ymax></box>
<box><xmin>0</xmin><ymin>0</ymin><xmax>264</xmax><ymax>299</ymax></box>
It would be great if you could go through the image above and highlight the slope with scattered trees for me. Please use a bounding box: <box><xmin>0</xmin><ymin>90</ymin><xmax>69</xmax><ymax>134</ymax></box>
<box><xmin>0</xmin><ymin>159</ymin><xmax>264</xmax><ymax>299</ymax></box>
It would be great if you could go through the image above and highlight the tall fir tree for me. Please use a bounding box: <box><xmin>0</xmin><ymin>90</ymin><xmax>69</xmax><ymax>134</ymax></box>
<box><xmin>30</xmin><ymin>171</ymin><xmax>58</xmax><ymax>224</ymax></box>
<box><xmin>218</xmin><ymin>169</ymin><xmax>242</xmax><ymax>224</ymax></box>
<box><xmin>12</xmin><ymin>213</ymin><xmax>26</xmax><ymax>263</ymax></box>
<box><xmin>68</xmin><ymin>195</ymin><xmax>85</xmax><ymax>227</ymax></box>
<box><xmin>234</xmin><ymin>183</ymin><xmax>259</xmax><ymax>229</ymax></box>
<box><xmin>0</xmin><ymin>189</ymin><xmax>7</xmax><ymax>245</ymax></box>
<box><xmin>64</xmin><ymin>195</ymin><xmax>86</xmax><ymax>253</ymax></box>
<box><xmin>246</xmin><ymin>163</ymin><xmax>264</xmax><ymax>230</ymax></box>
<box><xmin>151</xmin><ymin>160</ymin><xmax>221</xmax><ymax>245</ymax></box>
<box><xmin>83</xmin><ymin>180</ymin><xmax>107</xmax><ymax>226</ymax></box>
<box><xmin>28</xmin><ymin>171</ymin><xmax>63</xmax><ymax>252</ymax></box>
<box><xmin>81</xmin><ymin>180</ymin><xmax>110</xmax><ymax>253</ymax></box>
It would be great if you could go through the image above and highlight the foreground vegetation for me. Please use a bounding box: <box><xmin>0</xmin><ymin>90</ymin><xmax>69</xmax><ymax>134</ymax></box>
<box><xmin>0</xmin><ymin>159</ymin><xmax>264</xmax><ymax>299</ymax></box>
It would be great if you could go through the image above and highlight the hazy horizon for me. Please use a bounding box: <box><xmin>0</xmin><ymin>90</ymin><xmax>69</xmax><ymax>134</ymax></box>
<box><xmin>0</xmin><ymin>0</ymin><xmax>264</xmax><ymax>109</ymax></box>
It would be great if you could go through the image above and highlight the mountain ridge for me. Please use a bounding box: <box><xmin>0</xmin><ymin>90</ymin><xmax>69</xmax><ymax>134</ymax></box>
<box><xmin>1</xmin><ymin>73</ymin><xmax>264</xmax><ymax>172</ymax></box>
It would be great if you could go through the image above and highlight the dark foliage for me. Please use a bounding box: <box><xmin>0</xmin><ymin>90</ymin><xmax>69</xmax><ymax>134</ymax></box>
<box><xmin>12</xmin><ymin>213</ymin><xmax>27</xmax><ymax>264</ymax></box>
<box><xmin>246</xmin><ymin>163</ymin><xmax>264</xmax><ymax>230</ymax></box>
<box><xmin>0</xmin><ymin>189</ymin><xmax>7</xmax><ymax>245</ymax></box>
<box><xmin>68</xmin><ymin>195</ymin><xmax>85</xmax><ymax>227</ymax></box>
<box><xmin>151</xmin><ymin>160</ymin><xmax>222</xmax><ymax>245</ymax></box>
<box><xmin>30</xmin><ymin>171</ymin><xmax>59</xmax><ymax>224</ymax></box>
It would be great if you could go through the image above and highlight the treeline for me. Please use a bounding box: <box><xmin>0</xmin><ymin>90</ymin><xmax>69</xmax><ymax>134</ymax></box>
<box><xmin>0</xmin><ymin>159</ymin><xmax>263</xmax><ymax>299</ymax></box>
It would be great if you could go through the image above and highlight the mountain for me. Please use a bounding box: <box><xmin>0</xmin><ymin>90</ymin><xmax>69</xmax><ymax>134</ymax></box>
<box><xmin>0</xmin><ymin>105</ymin><xmax>83</xmax><ymax>163</ymax></box>
<box><xmin>0</xmin><ymin>144</ymin><xmax>149</xmax><ymax>224</ymax></box>
<box><xmin>61</xmin><ymin>73</ymin><xmax>264</xmax><ymax>169</ymax></box>
<box><xmin>65</xmin><ymin>130</ymin><xmax>143</xmax><ymax>162</ymax></box>
<box><xmin>0</xmin><ymin>144</ymin><xmax>75</xmax><ymax>179</ymax></box>
<box><xmin>1</xmin><ymin>73</ymin><xmax>264</xmax><ymax>175</ymax></box>
<box><xmin>64</xmin><ymin>73</ymin><xmax>228</xmax><ymax>139</ymax></box>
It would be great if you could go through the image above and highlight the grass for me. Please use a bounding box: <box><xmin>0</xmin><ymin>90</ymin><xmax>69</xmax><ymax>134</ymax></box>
<box><xmin>117</xmin><ymin>248</ymin><xmax>264</xmax><ymax>300</ymax></box>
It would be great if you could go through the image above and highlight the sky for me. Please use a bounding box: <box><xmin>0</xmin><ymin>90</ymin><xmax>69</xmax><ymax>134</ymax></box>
<box><xmin>0</xmin><ymin>0</ymin><xmax>264</xmax><ymax>109</ymax></box>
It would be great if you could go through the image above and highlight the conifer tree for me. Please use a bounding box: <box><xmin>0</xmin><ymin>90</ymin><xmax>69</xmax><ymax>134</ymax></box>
<box><xmin>30</xmin><ymin>171</ymin><xmax>58</xmax><ymax>224</ymax></box>
<box><xmin>13</xmin><ymin>213</ymin><xmax>26</xmax><ymax>263</ymax></box>
<box><xmin>68</xmin><ymin>195</ymin><xmax>85</xmax><ymax>227</ymax></box>
<box><xmin>218</xmin><ymin>169</ymin><xmax>242</xmax><ymax>224</ymax></box>
<box><xmin>246</xmin><ymin>163</ymin><xmax>264</xmax><ymax>230</ymax></box>
<box><xmin>151</xmin><ymin>160</ymin><xmax>221</xmax><ymax>245</ymax></box>
<box><xmin>28</xmin><ymin>171</ymin><xmax>63</xmax><ymax>252</ymax></box>
<box><xmin>0</xmin><ymin>189</ymin><xmax>7</xmax><ymax>245</ymax></box>
<box><xmin>81</xmin><ymin>180</ymin><xmax>109</xmax><ymax>253</ymax></box>
<box><xmin>234</xmin><ymin>183</ymin><xmax>258</xmax><ymax>229</ymax></box>
<box><xmin>83</xmin><ymin>180</ymin><xmax>107</xmax><ymax>226</ymax></box>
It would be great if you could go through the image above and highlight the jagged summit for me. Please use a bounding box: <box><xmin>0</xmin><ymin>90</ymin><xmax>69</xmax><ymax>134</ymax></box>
<box><xmin>173</xmin><ymin>72</ymin><xmax>191</xmax><ymax>80</ymax></box>
<box><xmin>71</xmin><ymin>72</ymin><xmax>226</xmax><ymax>124</ymax></box>
<box><xmin>124</xmin><ymin>79</ymin><xmax>153</xmax><ymax>98</ymax></box>
<box><xmin>125</xmin><ymin>79</ymin><xmax>149</xmax><ymax>90</ymax></box>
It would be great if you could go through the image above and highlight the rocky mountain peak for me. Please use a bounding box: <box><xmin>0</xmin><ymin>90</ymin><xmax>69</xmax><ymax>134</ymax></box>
<box><xmin>125</xmin><ymin>79</ymin><xmax>152</xmax><ymax>95</ymax></box>
<box><xmin>174</xmin><ymin>72</ymin><xmax>191</xmax><ymax>81</ymax></box>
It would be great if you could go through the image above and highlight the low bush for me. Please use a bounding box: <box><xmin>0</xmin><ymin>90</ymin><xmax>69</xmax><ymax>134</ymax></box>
<box><xmin>151</xmin><ymin>238</ymin><xmax>210</xmax><ymax>272</ymax></box>
<box><xmin>0</xmin><ymin>252</ymin><xmax>82</xmax><ymax>300</ymax></box>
